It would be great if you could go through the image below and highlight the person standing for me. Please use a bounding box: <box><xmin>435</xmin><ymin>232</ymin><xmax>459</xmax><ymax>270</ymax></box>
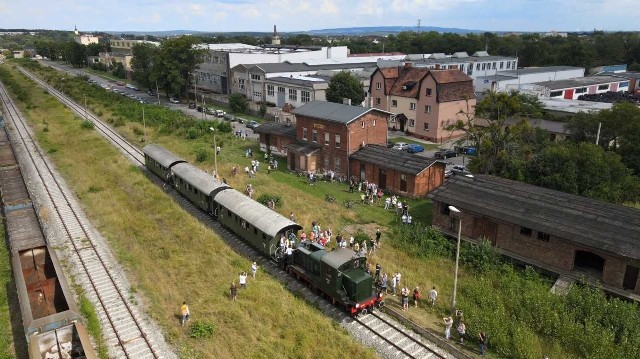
<box><xmin>381</xmin><ymin>273</ymin><xmax>388</xmax><ymax>293</ymax></box>
<box><xmin>180</xmin><ymin>301</ymin><xmax>190</xmax><ymax>326</ymax></box>
<box><xmin>251</xmin><ymin>262</ymin><xmax>258</xmax><ymax>279</ymax></box>
<box><xmin>412</xmin><ymin>286</ymin><xmax>420</xmax><ymax>308</ymax></box>
<box><xmin>239</xmin><ymin>272</ymin><xmax>247</xmax><ymax>289</ymax></box>
<box><xmin>391</xmin><ymin>273</ymin><xmax>398</xmax><ymax>296</ymax></box>
<box><xmin>375</xmin><ymin>229</ymin><xmax>381</xmax><ymax>247</ymax></box>
<box><xmin>289</xmin><ymin>212</ymin><xmax>295</xmax><ymax>222</ymax></box>
<box><xmin>401</xmin><ymin>285</ymin><xmax>409</xmax><ymax>310</ymax></box>
<box><xmin>230</xmin><ymin>282</ymin><xmax>238</xmax><ymax>301</ymax></box>
<box><xmin>443</xmin><ymin>317</ymin><xmax>453</xmax><ymax>340</ymax></box>
<box><xmin>457</xmin><ymin>321</ymin><xmax>466</xmax><ymax>344</ymax></box>
<box><xmin>429</xmin><ymin>286</ymin><xmax>438</xmax><ymax>306</ymax></box>
<box><xmin>478</xmin><ymin>331</ymin><xmax>487</xmax><ymax>356</ymax></box>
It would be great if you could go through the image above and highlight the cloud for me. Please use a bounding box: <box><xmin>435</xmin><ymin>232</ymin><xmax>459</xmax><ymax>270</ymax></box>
<box><xmin>320</xmin><ymin>0</ymin><xmax>338</xmax><ymax>14</ymax></box>
<box><xmin>358</xmin><ymin>0</ymin><xmax>384</xmax><ymax>16</ymax></box>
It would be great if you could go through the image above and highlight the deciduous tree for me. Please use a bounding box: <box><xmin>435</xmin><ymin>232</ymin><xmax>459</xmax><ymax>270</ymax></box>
<box><xmin>325</xmin><ymin>71</ymin><xmax>365</xmax><ymax>105</ymax></box>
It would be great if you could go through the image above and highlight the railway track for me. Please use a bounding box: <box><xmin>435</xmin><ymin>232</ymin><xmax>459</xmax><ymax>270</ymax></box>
<box><xmin>353</xmin><ymin>312</ymin><xmax>448</xmax><ymax>359</ymax></box>
<box><xmin>17</xmin><ymin>67</ymin><xmax>145</xmax><ymax>165</ymax></box>
<box><xmin>14</xmin><ymin>66</ymin><xmax>457</xmax><ymax>359</ymax></box>
<box><xmin>0</xmin><ymin>73</ymin><xmax>170</xmax><ymax>358</ymax></box>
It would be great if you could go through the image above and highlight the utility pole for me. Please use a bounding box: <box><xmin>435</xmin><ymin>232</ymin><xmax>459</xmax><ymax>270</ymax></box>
<box><xmin>142</xmin><ymin>106</ymin><xmax>147</xmax><ymax>143</ymax></box>
<box><xmin>595</xmin><ymin>122</ymin><xmax>602</xmax><ymax>145</ymax></box>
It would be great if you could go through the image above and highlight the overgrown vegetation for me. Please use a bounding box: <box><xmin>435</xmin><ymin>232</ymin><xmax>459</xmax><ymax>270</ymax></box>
<box><xmin>395</xmin><ymin>225</ymin><xmax>640</xmax><ymax>359</ymax></box>
<box><xmin>78</xmin><ymin>293</ymin><xmax>108</xmax><ymax>358</ymax></box>
<box><xmin>3</xmin><ymin>61</ymin><xmax>376</xmax><ymax>358</ymax></box>
<box><xmin>189</xmin><ymin>321</ymin><xmax>215</xmax><ymax>339</ymax></box>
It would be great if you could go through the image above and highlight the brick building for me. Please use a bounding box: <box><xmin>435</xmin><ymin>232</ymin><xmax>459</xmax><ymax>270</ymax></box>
<box><xmin>286</xmin><ymin>101</ymin><xmax>391</xmax><ymax>176</ymax></box>
<box><xmin>429</xmin><ymin>175</ymin><xmax>640</xmax><ymax>299</ymax></box>
<box><xmin>254</xmin><ymin>122</ymin><xmax>297</xmax><ymax>156</ymax></box>
<box><xmin>350</xmin><ymin>145</ymin><xmax>445</xmax><ymax>197</ymax></box>
<box><xmin>370</xmin><ymin>65</ymin><xmax>475</xmax><ymax>142</ymax></box>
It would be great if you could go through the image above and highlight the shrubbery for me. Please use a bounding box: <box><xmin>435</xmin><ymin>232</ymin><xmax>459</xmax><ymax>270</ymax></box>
<box><xmin>395</xmin><ymin>226</ymin><xmax>640</xmax><ymax>359</ymax></box>
<box><xmin>256</xmin><ymin>193</ymin><xmax>283</xmax><ymax>208</ymax></box>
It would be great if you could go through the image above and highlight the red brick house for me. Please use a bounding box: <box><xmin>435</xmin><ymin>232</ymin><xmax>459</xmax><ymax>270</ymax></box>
<box><xmin>370</xmin><ymin>65</ymin><xmax>475</xmax><ymax>142</ymax></box>
<box><xmin>287</xmin><ymin>101</ymin><xmax>391</xmax><ymax>176</ymax></box>
<box><xmin>350</xmin><ymin>145</ymin><xmax>445</xmax><ymax>197</ymax></box>
<box><xmin>429</xmin><ymin>174</ymin><xmax>640</xmax><ymax>299</ymax></box>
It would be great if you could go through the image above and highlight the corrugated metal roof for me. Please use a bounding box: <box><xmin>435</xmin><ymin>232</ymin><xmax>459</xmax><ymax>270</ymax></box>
<box><xmin>350</xmin><ymin>145</ymin><xmax>441</xmax><ymax>175</ymax></box>
<box><xmin>214</xmin><ymin>189</ymin><xmax>302</xmax><ymax>237</ymax></box>
<box><xmin>293</xmin><ymin>101</ymin><xmax>391</xmax><ymax>124</ymax></box>
<box><xmin>143</xmin><ymin>144</ymin><xmax>186</xmax><ymax>168</ymax></box>
<box><xmin>533</xmin><ymin>75</ymin><xmax>626</xmax><ymax>90</ymax></box>
<box><xmin>171</xmin><ymin>162</ymin><xmax>229</xmax><ymax>195</ymax></box>
<box><xmin>322</xmin><ymin>248</ymin><xmax>361</xmax><ymax>269</ymax></box>
<box><xmin>429</xmin><ymin>175</ymin><xmax>640</xmax><ymax>259</ymax></box>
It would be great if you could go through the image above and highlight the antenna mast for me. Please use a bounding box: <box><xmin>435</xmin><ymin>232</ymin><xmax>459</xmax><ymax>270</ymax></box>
<box><xmin>417</xmin><ymin>19</ymin><xmax>421</xmax><ymax>33</ymax></box>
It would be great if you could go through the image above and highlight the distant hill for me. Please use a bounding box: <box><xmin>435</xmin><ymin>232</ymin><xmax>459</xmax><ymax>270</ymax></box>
<box><xmin>305</xmin><ymin>26</ymin><xmax>486</xmax><ymax>35</ymax></box>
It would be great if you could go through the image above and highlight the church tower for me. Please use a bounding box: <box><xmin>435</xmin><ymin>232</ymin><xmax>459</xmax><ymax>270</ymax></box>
<box><xmin>272</xmin><ymin>25</ymin><xmax>281</xmax><ymax>45</ymax></box>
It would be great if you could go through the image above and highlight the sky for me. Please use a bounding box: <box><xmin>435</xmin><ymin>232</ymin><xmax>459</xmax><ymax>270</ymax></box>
<box><xmin>1</xmin><ymin>0</ymin><xmax>639</xmax><ymax>33</ymax></box>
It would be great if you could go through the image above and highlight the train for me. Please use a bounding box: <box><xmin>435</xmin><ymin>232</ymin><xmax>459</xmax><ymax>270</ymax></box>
<box><xmin>0</xmin><ymin>118</ymin><xmax>96</xmax><ymax>359</ymax></box>
<box><xmin>143</xmin><ymin>144</ymin><xmax>384</xmax><ymax>315</ymax></box>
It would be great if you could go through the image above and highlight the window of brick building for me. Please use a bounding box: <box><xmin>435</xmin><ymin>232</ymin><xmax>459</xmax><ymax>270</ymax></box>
<box><xmin>302</xmin><ymin>128</ymin><xmax>307</xmax><ymax>140</ymax></box>
<box><xmin>423</xmin><ymin>123</ymin><xmax>429</xmax><ymax>131</ymax></box>
<box><xmin>425</xmin><ymin>105</ymin><xmax>432</xmax><ymax>113</ymax></box>
<box><xmin>376</xmin><ymin>82</ymin><xmax>381</xmax><ymax>90</ymax></box>
<box><xmin>520</xmin><ymin>226</ymin><xmax>532</xmax><ymax>237</ymax></box>
<box><xmin>410</xmin><ymin>102</ymin><xmax>416</xmax><ymax>111</ymax></box>
<box><xmin>324</xmin><ymin>132</ymin><xmax>330</xmax><ymax>145</ymax></box>
<box><xmin>376</xmin><ymin>97</ymin><xmax>381</xmax><ymax>105</ymax></box>
<box><xmin>312</xmin><ymin>130</ymin><xmax>318</xmax><ymax>142</ymax></box>
<box><xmin>335</xmin><ymin>135</ymin><xmax>341</xmax><ymax>148</ymax></box>
<box><xmin>537</xmin><ymin>231</ymin><xmax>550</xmax><ymax>242</ymax></box>
<box><xmin>409</xmin><ymin>119</ymin><xmax>415</xmax><ymax>127</ymax></box>
<box><xmin>426</xmin><ymin>88</ymin><xmax>432</xmax><ymax>96</ymax></box>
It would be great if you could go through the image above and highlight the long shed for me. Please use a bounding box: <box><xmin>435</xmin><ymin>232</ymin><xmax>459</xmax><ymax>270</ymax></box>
<box><xmin>429</xmin><ymin>174</ymin><xmax>640</xmax><ymax>298</ymax></box>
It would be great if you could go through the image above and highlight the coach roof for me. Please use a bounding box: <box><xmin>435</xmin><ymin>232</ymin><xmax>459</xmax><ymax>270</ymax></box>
<box><xmin>214</xmin><ymin>189</ymin><xmax>302</xmax><ymax>237</ymax></box>
<box><xmin>143</xmin><ymin>144</ymin><xmax>186</xmax><ymax>168</ymax></box>
<box><xmin>171</xmin><ymin>162</ymin><xmax>229</xmax><ymax>195</ymax></box>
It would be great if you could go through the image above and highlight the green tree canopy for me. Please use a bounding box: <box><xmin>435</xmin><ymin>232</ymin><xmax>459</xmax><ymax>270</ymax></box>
<box><xmin>229</xmin><ymin>93</ymin><xmax>248</xmax><ymax>113</ymax></box>
<box><xmin>150</xmin><ymin>36</ymin><xmax>205</xmax><ymax>97</ymax></box>
<box><xmin>131</xmin><ymin>43</ymin><xmax>158</xmax><ymax>90</ymax></box>
<box><xmin>325</xmin><ymin>71</ymin><xmax>365</xmax><ymax>106</ymax></box>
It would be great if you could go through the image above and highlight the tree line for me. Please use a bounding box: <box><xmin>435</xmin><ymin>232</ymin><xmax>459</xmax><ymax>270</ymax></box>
<box><xmin>449</xmin><ymin>92</ymin><xmax>640</xmax><ymax>205</ymax></box>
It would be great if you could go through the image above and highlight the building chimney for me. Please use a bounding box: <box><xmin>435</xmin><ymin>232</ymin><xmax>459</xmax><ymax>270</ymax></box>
<box><xmin>343</xmin><ymin>98</ymin><xmax>351</xmax><ymax>105</ymax></box>
<box><xmin>435</xmin><ymin>64</ymin><xmax>441</xmax><ymax>70</ymax></box>
<box><xmin>404</xmin><ymin>62</ymin><xmax>412</xmax><ymax>68</ymax></box>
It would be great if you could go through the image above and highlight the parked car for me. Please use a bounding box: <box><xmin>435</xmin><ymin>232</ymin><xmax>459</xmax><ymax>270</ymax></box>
<box><xmin>169</xmin><ymin>97</ymin><xmax>180</xmax><ymax>104</ymax></box>
<box><xmin>116</xmin><ymin>81</ymin><xmax>125</xmax><ymax>86</ymax></box>
<box><xmin>235</xmin><ymin>117</ymin><xmax>245</xmax><ymax>124</ymax></box>
<box><xmin>214</xmin><ymin>110</ymin><xmax>226</xmax><ymax>117</ymax></box>
<box><xmin>196</xmin><ymin>106</ymin><xmax>203</xmax><ymax>112</ymax></box>
<box><xmin>444</xmin><ymin>170</ymin><xmax>453</xmax><ymax>178</ymax></box>
<box><xmin>451</xmin><ymin>165</ymin><xmax>470</xmax><ymax>175</ymax></box>
<box><xmin>435</xmin><ymin>149</ymin><xmax>457</xmax><ymax>159</ymax></box>
<box><xmin>223</xmin><ymin>113</ymin><xmax>236</xmax><ymax>121</ymax></box>
<box><xmin>246</xmin><ymin>120</ymin><xmax>260</xmax><ymax>129</ymax></box>
<box><xmin>147</xmin><ymin>90</ymin><xmax>155</xmax><ymax>96</ymax></box>
<box><xmin>406</xmin><ymin>144</ymin><xmax>425</xmax><ymax>154</ymax></box>
<box><xmin>205</xmin><ymin>107</ymin><xmax>216</xmax><ymax>115</ymax></box>
<box><xmin>392</xmin><ymin>142</ymin><xmax>409</xmax><ymax>150</ymax></box>
<box><xmin>125</xmin><ymin>83</ymin><xmax>139</xmax><ymax>91</ymax></box>
<box><xmin>188</xmin><ymin>102</ymin><xmax>197</xmax><ymax>109</ymax></box>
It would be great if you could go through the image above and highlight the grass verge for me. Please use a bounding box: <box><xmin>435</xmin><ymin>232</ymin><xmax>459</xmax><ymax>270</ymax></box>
<box><xmin>0</xmin><ymin>224</ymin><xmax>16</xmax><ymax>359</ymax></box>
<box><xmin>77</xmin><ymin>292</ymin><xmax>108</xmax><ymax>358</ymax></box>
<box><xmin>3</xmin><ymin>62</ymin><xmax>376</xmax><ymax>358</ymax></box>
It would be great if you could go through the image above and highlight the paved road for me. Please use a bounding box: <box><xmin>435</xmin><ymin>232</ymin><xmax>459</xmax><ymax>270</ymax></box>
<box><xmin>39</xmin><ymin>60</ymin><xmax>260</xmax><ymax>140</ymax></box>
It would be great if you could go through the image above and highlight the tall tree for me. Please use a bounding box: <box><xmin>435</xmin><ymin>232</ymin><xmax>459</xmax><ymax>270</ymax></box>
<box><xmin>131</xmin><ymin>43</ymin><xmax>158</xmax><ymax>90</ymax></box>
<box><xmin>325</xmin><ymin>71</ymin><xmax>365</xmax><ymax>106</ymax></box>
<box><xmin>150</xmin><ymin>36</ymin><xmax>205</xmax><ymax>97</ymax></box>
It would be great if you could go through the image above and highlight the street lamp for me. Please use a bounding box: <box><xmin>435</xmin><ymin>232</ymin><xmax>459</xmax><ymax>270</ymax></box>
<box><xmin>209</xmin><ymin>127</ymin><xmax>218</xmax><ymax>179</ymax></box>
<box><xmin>448</xmin><ymin>205</ymin><xmax>462</xmax><ymax>316</ymax></box>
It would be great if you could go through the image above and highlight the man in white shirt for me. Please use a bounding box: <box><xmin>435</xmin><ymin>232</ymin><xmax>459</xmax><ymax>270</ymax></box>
<box><xmin>429</xmin><ymin>286</ymin><xmax>438</xmax><ymax>306</ymax></box>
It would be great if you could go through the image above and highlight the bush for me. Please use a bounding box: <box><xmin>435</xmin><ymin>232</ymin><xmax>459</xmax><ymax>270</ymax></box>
<box><xmin>343</xmin><ymin>200</ymin><xmax>356</xmax><ymax>209</ymax></box>
<box><xmin>324</xmin><ymin>194</ymin><xmax>336</xmax><ymax>203</ymax></box>
<box><xmin>256</xmin><ymin>194</ymin><xmax>283</xmax><ymax>208</ymax></box>
<box><xmin>229</xmin><ymin>93</ymin><xmax>248</xmax><ymax>113</ymax></box>
<box><xmin>217</xmin><ymin>120</ymin><xmax>232</xmax><ymax>133</ymax></box>
<box><xmin>185</xmin><ymin>127</ymin><xmax>200</xmax><ymax>140</ymax></box>
<box><xmin>189</xmin><ymin>321</ymin><xmax>215</xmax><ymax>339</ymax></box>
<box><xmin>353</xmin><ymin>229</ymin><xmax>370</xmax><ymax>245</ymax></box>
<box><xmin>259</xmin><ymin>103</ymin><xmax>267</xmax><ymax>118</ymax></box>
<box><xmin>194</xmin><ymin>147</ymin><xmax>210</xmax><ymax>162</ymax></box>
<box><xmin>80</xmin><ymin>120</ymin><xmax>95</xmax><ymax>130</ymax></box>
<box><xmin>396</xmin><ymin>225</ymin><xmax>453</xmax><ymax>258</ymax></box>
<box><xmin>460</xmin><ymin>238</ymin><xmax>501</xmax><ymax>272</ymax></box>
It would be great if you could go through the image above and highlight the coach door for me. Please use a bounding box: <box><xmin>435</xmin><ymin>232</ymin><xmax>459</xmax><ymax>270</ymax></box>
<box><xmin>472</xmin><ymin>217</ymin><xmax>498</xmax><ymax>245</ymax></box>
